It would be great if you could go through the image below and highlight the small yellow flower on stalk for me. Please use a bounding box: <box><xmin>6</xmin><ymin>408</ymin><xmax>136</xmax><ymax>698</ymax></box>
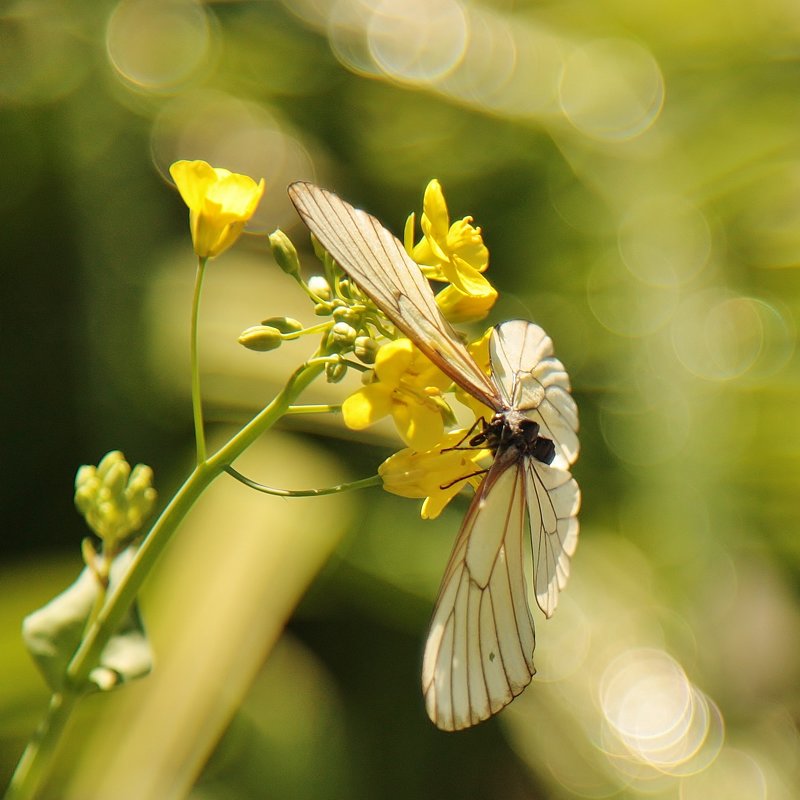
<box><xmin>404</xmin><ymin>179</ymin><xmax>497</xmax><ymax>322</ymax></box>
<box><xmin>342</xmin><ymin>338</ymin><xmax>452</xmax><ymax>450</ymax></box>
<box><xmin>379</xmin><ymin>431</ymin><xmax>492</xmax><ymax>519</ymax></box>
<box><xmin>170</xmin><ymin>160</ymin><xmax>265</xmax><ymax>258</ymax></box>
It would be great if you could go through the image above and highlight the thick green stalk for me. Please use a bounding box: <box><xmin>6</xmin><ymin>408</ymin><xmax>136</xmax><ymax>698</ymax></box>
<box><xmin>4</xmin><ymin>357</ymin><xmax>325</xmax><ymax>800</ymax></box>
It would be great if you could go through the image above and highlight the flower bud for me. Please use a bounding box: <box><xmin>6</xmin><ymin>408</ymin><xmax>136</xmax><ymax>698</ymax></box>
<box><xmin>74</xmin><ymin>452</ymin><xmax>157</xmax><ymax>549</ymax></box>
<box><xmin>308</xmin><ymin>275</ymin><xmax>332</xmax><ymax>301</ymax></box>
<box><xmin>260</xmin><ymin>316</ymin><xmax>303</xmax><ymax>334</ymax></box>
<box><xmin>326</xmin><ymin>360</ymin><xmax>348</xmax><ymax>383</ymax></box>
<box><xmin>329</xmin><ymin>321</ymin><xmax>357</xmax><ymax>347</ymax></box>
<box><xmin>332</xmin><ymin>305</ymin><xmax>361</xmax><ymax>327</ymax></box>
<box><xmin>354</xmin><ymin>336</ymin><xmax>380</xmax><ymax>364</ymax></box>
<box><xmin>238</xmin><ymin>325</ymin><xmax>283</xmax><ymax>352</ymax></box>
<box><xmin>269</xmin><ymin>229</ymin><xmax>301</xmax><ymax>277</ymax></box>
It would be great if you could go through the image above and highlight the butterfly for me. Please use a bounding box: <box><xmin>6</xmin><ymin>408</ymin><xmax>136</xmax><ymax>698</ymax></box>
<box><xmin>288</xmin><ymin>181</ymin><xmax>580</xmax><ymax>730</ymax></box>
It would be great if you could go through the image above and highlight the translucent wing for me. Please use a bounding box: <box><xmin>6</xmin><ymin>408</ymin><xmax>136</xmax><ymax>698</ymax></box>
<box><xmin>422</xmin><ymin>452</ymin><xmax>536</xmax><ymax>731</ymax></box>
<box><xmin>490</xmin><ymin>319</ymin><xmax>580</xmax><ymax>467</ymax></box>
<box><xmin>523</xmin><ymin>458</ymin><xmax>581</xmax><ymax>618</ymax></box>
<box><xmin>288</xmin><ymin>181</ymin><xmax>500</xmax><ymax>410</ymax></box>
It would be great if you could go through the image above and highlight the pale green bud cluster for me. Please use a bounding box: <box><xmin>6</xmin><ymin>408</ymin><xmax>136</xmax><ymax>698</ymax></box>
<box><xmin>74</xmin><ymin>451</ymin><xmax>157</xmax><ymax>550</ymax></box>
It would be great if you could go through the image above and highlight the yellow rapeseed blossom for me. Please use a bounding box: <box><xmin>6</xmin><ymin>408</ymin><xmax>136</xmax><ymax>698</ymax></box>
<box><xmin>404</xmin><ymin>179</ymin><xmax>497</xmax><ymax>321</ymax></box>
<box><xmin>342</xmin><ymin>338</ymin><xmax>452</xmax><ymax>450</ymax></box>
<box><xmin>379</xmin><ymin>430</ymin><xmax>491</xmax><ymax>519</ymax></box>
<box><xmin>405</xmin><ymin>178</ymin><xmax>489</xmax><ymax>294</ymax></box>
<box><xmin>170</xmin><ymin>160</ymin><xmax>265</xmax><ymax>258</ymax></box>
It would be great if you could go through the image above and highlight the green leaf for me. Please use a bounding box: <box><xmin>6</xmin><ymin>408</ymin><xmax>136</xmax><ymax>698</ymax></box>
<box><xmin>22</xmin><ymin>547</ymin><xmax>153</xmax><ymax>692</ymax></box>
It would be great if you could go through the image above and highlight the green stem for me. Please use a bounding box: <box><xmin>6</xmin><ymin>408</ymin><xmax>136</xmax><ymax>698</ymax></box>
<box><xmin>224</xmin><ymin>466</ymin><xmax>381</xmax><ymax>497</ymax></box>
<box><xmin>5</xmin><ymin>693</ymin><xmax>78</xmax><ymax>800</ymax></box>
<box><xmin>190</xmin><ymin>257</ymin><xmax>208</xmax><ymax>463</ymax></box>
<box><xmin>286</xmin><ymin>403</ymin><xmax>341</xmax><ymax>415</ymax></box>
<box><xmin>5</xmin><ymin>357</ymin><xmax>326</xmax><ymax>800</ymax></box>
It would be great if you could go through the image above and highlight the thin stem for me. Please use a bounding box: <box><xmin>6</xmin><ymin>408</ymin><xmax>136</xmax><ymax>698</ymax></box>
<box><xmin>5</xmin><ymin>356</ymin><xmax>326</xmax><ymax>800</ymax></box>
<box><xmin>285</xmin><ymin>403</ymin><xmax>342</xmax><ymax>415</ymax></box>
<box><xmin>190</xmin><ymin>256</ymin><xmax>208</xmax><ymax>463</ymax></box>
<box><xmin>224</xmin><ymin>466</ymin><xmax>381</xmax><ymax>497</ymax></box>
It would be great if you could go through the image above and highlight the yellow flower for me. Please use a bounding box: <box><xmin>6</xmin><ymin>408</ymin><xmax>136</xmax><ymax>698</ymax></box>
<box><xmin>342</xmin><ymin>338</ymin><xmax>452</xmax><ymax>450</ymax></box>
<box><xmin>379</xmin><ymin>431</ymin><xmax>491</xmax><ymax>519</ymax></box>
<box><xmin>434</xmin><ymin>280</ymin><xmax>497</xmax><ymax>323</ymax></box>
<box><xmin>170</xmin><ymin>160</ymin><xmax>265</xmax><ymax>258</ymax></box>
<box><xmin>405</xmin><ymin>179</ymin><xmax>493</xmax><ymax>302</ymax></box>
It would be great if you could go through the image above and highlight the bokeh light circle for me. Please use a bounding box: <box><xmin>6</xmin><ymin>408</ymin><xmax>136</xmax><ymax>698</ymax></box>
<box><xmin>600</xmin><ymin>649</ymin><xmax>724</xmax><ymax>779</ymax></box>
<box><xmin>559</xmin><ymin>38</ymin><xmax>664</xmax><ymax>142</ymax></box>
<box><xmin>107</xmin><ymin>0</ymin><xmax>213</xmax><ymax>92</ymax></box>
<box><xmin>367</xmin><ymin>0</ymin><xmax>468</xmax><ymax>84</ymax></box>
<box><xmin>671</xmin><ymin>291</ymin><xmax>793</xmax><ymax>381</ymax></box>
<box><xmin>587</xmin><ymin>251</ymin><xmax>679</xmax><ymax>337</ymax></box>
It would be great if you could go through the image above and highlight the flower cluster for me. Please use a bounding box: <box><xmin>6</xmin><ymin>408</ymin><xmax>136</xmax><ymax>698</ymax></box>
<box><xmin>169</xmin><ymin>162</ymin><xmax>499</xmax><ymax>518</ymax></box>
<box><xmin>343</xmin><ymin>180</ymin><xmax>499</xmax><ymax>517</ymax></box>
<box><xmin>74</xmin><ymin>451</ymin><xmax>157</xmax><ymax>552</ymax></box>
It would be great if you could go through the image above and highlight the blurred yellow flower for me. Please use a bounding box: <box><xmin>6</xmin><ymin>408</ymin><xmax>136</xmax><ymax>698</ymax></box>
<box><xmin>342</xmin><ymin>338</ymin><xmax>452</xmax><ymax>450</ymax></box>
<box><xmin>170</xmin><ymin>160</ymin><xmax>265</xmax><ymax>258</ymax></box>
<box><xmin>379</xmin><ymin>430</ymin><xmax>491</xmax><ymax>519</ymax></box>
<box><xmin>405</xmin><ymin>179</ymin><xmax>496</xmax><ymax>321</ymax></box>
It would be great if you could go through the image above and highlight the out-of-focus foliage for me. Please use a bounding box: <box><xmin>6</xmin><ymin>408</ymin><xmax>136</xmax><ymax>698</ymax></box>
<box><xmin>2</xmin><ymin>0</ymin><xmax>799</xmax><ymax>798</ymax></box>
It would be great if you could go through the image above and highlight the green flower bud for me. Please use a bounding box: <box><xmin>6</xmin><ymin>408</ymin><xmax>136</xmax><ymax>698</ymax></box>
<box><xmin>308</xmin><ymin>275</ymin><xmax>332</xmax><ymax>301</ymax></box>
<box><xmin>74</xmin><ymin>452</ymin><xmax>157</xmax><ymax>549</ymax></box>
<box><xmin>329</xmin><ymin>321</ymin><xmax>357</xmax><ymax>347</ymax></box>
<box><xmin>354</xmin><ymin>336</ymin><xmax>380</xmax><ymax>364</ymax></box>
<box><xmin>269</xmin><ymin>229</ymin><xmax>301</xmax><ymax>277</ymax></box>
<box><xmin>97</xmin><ymin>450</ymin><xmax>125</xmax><ymax>479</ymax></box>
<box><xmin>260</xmin><ymin>316</ymin><xmax>304</xmax><ymax>334</ymax></box>
<box><xmin>332</xmin><ymin>306</ymin><xmax>362</xmax><ymax>327</ymax></box>
<box><xmin>326</xmin><ymin>360</ymin><xmax>348</xmax><ymax>383</ymax></box>
<box><xmin>238</xmin><ymin>325</ymin><xmax>283</xmax><ymax>352</ymax></box>
<box><xmin>314</xmin><ymin>302</ymin><xmax>333</xmax><ymax>316</ymax></box>
<box><xmin>105</xmin><ymin>460</ymin><xmax>131</xmax><ymax>502</ymax></box>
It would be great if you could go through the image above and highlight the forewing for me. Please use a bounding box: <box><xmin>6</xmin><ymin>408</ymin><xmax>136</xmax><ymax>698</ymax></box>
<box><xmin>288</xmin><ymin>181</ymin><xmax>500</xmax><ymax>410</ymax></box>
<box><xmin>422</xmin><ymin>453</ymin><xmax>536</xmax><ymax>731</ymax></box>
<box><xmin>490</xmin><ymin>319</ymin><xmax>580</xmax><ymax>467</ymax></box>
<box><xmin>523</xmin><ymin>458</ymin><xmax>581</xmax><ymax>618</ymax></box>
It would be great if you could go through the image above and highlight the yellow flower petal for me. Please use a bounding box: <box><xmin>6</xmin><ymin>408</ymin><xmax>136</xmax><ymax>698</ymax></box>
<box><xmin>435</xmin><ymin>279</ymin><xmax>497</xmax><ymax>323</ymax></box>
<box><xmin>379</xmin><ymin>430</ymin><xmax>491</xmax><ymax>517</ymax></box>
<box><xmin>391</xmin><ymin>399</ymin><xmax>444</xmax><ymax>450</ymax></box>
<box><xmin>374</xmin><ymin>339</ymin><xmax>415</xmax><ymax>384</ymax></box>
<box><xmin>422</xmin><ymin>179</ymin><xmax>450</xmax><ymax>242</ymax></box>
<box><xmin>342</xmin><ymin>383</ymin><xmax>392</xmax><ymax>430</ymax></box>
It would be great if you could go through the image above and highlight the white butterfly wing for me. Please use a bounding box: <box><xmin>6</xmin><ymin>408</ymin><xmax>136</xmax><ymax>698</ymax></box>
<box><xmin>422</xmin><ymin>454</ymin><xmax>536</xmax><ymax>731</ymax></box>
<box><xmin>288</xmin><ymin>181</ymin><xmax>500</xmax><ymax>410</ymax></box>
<box><xmin>490</xmin><ymin>320</ymin><xmax>580</xmax><ymax>468</ymax></box>
<box><xmin>524</xmin><ymin>459</ymin><xmax>581</xmax><ymax>618</ymax></box>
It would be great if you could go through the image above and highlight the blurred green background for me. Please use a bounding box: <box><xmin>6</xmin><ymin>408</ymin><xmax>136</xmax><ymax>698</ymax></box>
<box><xmin>2</xmin><ymin>0</ymin><xmax>800</xmax><ymax>798</ymax></box>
